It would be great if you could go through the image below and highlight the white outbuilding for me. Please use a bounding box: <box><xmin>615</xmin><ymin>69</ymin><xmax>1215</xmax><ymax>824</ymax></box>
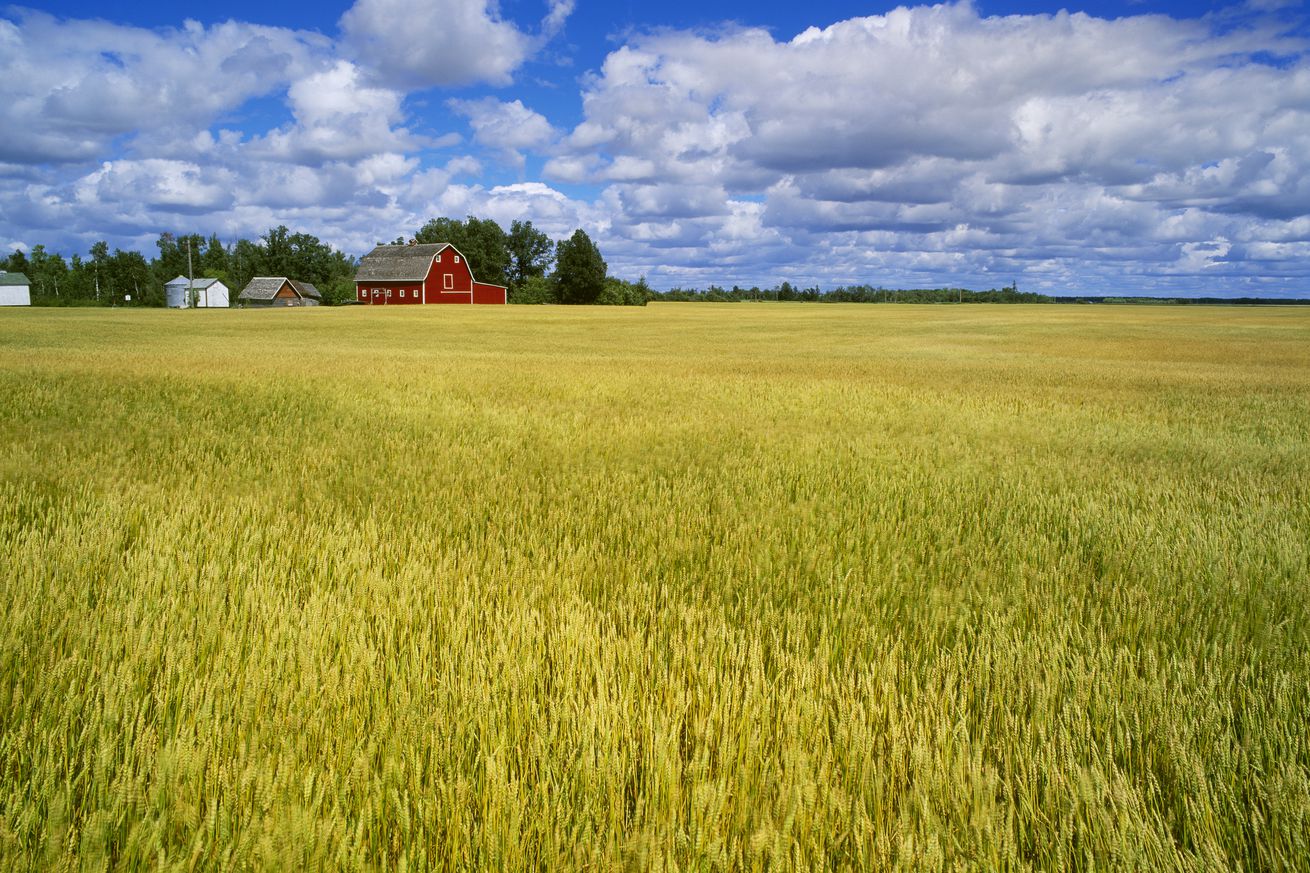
<box><xmin>0</xmin><ymin>272</ymin><xmax>30</xmax><ymax>306</ymax></box>
<box><xmin>165</xmin><ymin>276</ymin><xmax>230</xmax><ymax>308</ymax></box>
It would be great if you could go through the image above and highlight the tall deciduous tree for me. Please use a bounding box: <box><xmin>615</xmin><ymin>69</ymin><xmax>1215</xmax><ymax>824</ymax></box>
<box><xmin>230</xmin><ymin>238</ymin><xmax>264</xmax><ymax>293</ymax></box>
<box><xmin>25</xmin><ymin>245</ymin><xmax>69</xmax><ymax>301</ymax></box>
<box><xmin>3</xmin><ymin>249</ymin><xmax>29</xmax><ymax>276</ymax></box>
<box><xmin>202</xmin><ymin>234</ymin><xmax>230</xmax><ymax>284</ymax></box>
<box><xmin>552</xmin><ymin>229</ymin><xmax>607</xmax><ymax>305</ymax></box>
<box><xmin>506</xmin><ymin>220</ymin><xmax>553</xmax><ymax>298</ymax></box>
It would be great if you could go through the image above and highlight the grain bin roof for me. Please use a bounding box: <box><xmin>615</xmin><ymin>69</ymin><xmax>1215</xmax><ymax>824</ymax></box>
<box><xmin>0</xmin><ymin>272</ymin><xmax>30</xmax><ymax>285</ymax></box>
<box><xmin>238</xmin><ymin>277</ymin><xmax>321</xmax><ymax>301</ymax></box>
<box><xmin>355</xmin><ymin>243</ymin><xmax>450</xmax><ymax>282</ymax></box>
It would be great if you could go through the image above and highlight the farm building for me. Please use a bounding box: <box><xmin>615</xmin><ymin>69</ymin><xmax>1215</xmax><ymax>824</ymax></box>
<box><xmin>165</xmin><ymin>276</ymin><xmax>230</xmax><ymax>308</ymax></box>
<box><xmin>238</xmin><ymin>277</ymin><xmax>322</xmax><ymax>307</ymax></box>
<box><xmin>0</xmin><ymin>272</ymin><xmax>30</xmax><ymax>306</ymax></box>
<box><xmin>355</xmin><ymin>243</ymin><xmax>506</xmax><ymax>305</ymax></box>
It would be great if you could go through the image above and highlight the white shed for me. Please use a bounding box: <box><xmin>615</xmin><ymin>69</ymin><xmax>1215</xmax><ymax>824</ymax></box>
<box><xmin>0</xmin><ymin>272</ymin><xmax>30</xmax><ymax>306</ymax></box>
<box><xmin>165</xmin><ymin>276</ymin><xmax>230</xmax><ymax>308</ymax></box>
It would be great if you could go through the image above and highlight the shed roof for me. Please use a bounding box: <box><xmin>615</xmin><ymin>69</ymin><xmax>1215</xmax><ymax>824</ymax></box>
<box><xmin>238</xmin><ymin>277</ymin><xmax>321</xmax><ymax>301</ymax></box>
<box><xmin>356</xmin><ymin>243</ymin><xmax>450</xmax><ymax>282</ymax></box>
<box><xmin>166</xmin><ymin>276</ymin><xmax>223</xmax><ymax>288</ymax></box>
<box><xmin>0</xmin><ymin>272</ymin><xmax>30</xmax><ymax>286</ymax></box>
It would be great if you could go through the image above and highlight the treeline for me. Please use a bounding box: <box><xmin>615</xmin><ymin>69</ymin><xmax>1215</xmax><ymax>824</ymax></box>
<box><xmin>651</xmin><ymin>284</ymin><xmax>1310</xmax><ymax>305</ymax></box>
<box><xmin>653</xmin><ymin>283</ymin><xmax>1048</xmax><ymax>303</ymax></box>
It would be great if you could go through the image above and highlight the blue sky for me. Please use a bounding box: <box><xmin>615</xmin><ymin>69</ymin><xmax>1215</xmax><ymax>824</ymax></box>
<box><xmin>2</xmin><ymin>0</ymin><xmax>1308</xmax><ymax>295</ymax></box>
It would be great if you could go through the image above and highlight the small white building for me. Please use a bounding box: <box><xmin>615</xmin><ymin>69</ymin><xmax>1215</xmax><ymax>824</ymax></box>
<box><xmin>0</xmin><ymin>272</ymin><xmax>30</xmax><ymax>306</ymax></box>
<box><xmin>165</xmin><ymin>276</ymin><xmax>230</xmax><ymax>308</ymax></box>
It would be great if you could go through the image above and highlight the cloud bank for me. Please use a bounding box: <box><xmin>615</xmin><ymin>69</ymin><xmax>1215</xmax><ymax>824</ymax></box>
<box><xmin>551</xmin><ymin>3</ymin><xmax>1310</xmax><ymax>290</ymax></box>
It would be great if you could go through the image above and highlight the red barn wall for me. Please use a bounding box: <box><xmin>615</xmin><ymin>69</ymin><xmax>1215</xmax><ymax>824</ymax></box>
<box><xmin>472</xmin><ymin>283</ymin><xmax>507</xmax><ymax>304</ymax></box>
<box><xmin>424</xmin><ymin>249</ymin><xmax>473</xmax><ymax>304</ymax></box>
<box><xmin>356</xmin><ymin>283</ymin><xmax>423</xmax><ymax>305</ymax></box>
<box><xmin>354</xmin><ymin>247</ymin><xmax>506</xmax><ymax>305</ymax></box>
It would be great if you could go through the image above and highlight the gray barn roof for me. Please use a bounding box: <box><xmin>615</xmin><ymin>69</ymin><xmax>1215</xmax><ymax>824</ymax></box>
<box><xmin>0</xmin><ymin>272</ymin><xmax>30</xmax><ymax>286</ymax></box>
<box><xmin>355</xmin><ymin>243</ymin><xmax>450</xmax><ymax>282</ymax></box>
<box><xmin>238</xmin><ymin>277</ymin><xmax>321</xmax><ymax>301</ymax></box>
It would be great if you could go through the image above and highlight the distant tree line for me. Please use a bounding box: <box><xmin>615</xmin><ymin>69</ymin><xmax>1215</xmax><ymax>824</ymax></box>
<box><xmin>652</xmin><ymin>282</ymin><xmax>1049</xmax><ymax>304</ymax></box>
<box><xmin>648</xmin><ymin>283</ymin><xmax>1310</xmax><ymax>305</ymax></box>
<box><xmin>2</xmin><ymin>227</ymin><xmax>357</xmax><ymax>307</ymax></box>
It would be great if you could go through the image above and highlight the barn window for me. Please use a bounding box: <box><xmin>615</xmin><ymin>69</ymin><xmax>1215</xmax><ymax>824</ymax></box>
<box><xmin>444</xmin><ymin>274</ymin><xmax>453</xmax><ymax>290</ymax></box>
<box><xmin>386</xmin><ymin>289</ymin><xmax>392</xmax><ymax>298</ymax></box>
<box><xmin>435</xmin><ymin>254</ymin><xmax>441</xmax><ymax>262</ymax></box>
<box><xmin>454</xmin><ymin>255</ymin><xmax>460</xmax><ymax>264</ymax></box>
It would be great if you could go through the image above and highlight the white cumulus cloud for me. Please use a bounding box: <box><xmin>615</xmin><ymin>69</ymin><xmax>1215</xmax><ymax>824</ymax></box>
<box><xmin>0</xmin><ymin>11</ymin><xmax>328</xmax><ymax>164</ymax></box>
<box><xmin>547</xmin><ymin>1</ymin><xmax>1310</xmax><ymax>291</ymax></box>
<box><xmin>449</xmin><ymin>98</ymin><xmax>557</xmax><ymax>168</ymax></box>
<box><xmin>340</xmin><ymin>0</ymin><xmax>570</xmax><ymax>89</ymax></box>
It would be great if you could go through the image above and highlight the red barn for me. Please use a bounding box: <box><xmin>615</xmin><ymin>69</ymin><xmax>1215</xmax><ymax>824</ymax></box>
<box><xmin>354</xmin><ymin>243</ymin><xmax>507</xmax><ymax>305</ymax></box>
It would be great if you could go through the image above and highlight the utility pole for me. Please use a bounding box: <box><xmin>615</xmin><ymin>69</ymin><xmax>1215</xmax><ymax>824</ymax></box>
<box><xmin>187</xmin><ymin>238</ymin><xmax>195</xmax><ymax>308</ymax></box>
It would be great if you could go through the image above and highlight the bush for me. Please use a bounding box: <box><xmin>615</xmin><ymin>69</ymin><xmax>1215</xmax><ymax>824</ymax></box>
<box><xmin>512</xmin><ymin>275</ymin><xmax>556</xmax><ymax>304</ymax></box>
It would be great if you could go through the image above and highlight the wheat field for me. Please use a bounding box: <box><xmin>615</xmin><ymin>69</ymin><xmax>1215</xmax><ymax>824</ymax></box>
<box><xmin>1</xmin><ymin>304</ymin><xmax>1307</xmax><ymax>870</ymax></box>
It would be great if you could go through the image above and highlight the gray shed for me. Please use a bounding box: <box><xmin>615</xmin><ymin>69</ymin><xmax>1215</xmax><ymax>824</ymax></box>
<box><xmin>238</xmin><ymin>277</ymin><xmax>322</xmax><ymax>307</ymax></box>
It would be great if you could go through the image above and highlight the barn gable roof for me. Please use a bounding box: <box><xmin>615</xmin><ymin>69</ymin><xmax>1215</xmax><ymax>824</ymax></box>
<box><xmin>355</xmin><ymin>243</ymin><xmax>450</xmax><ymax>282</ymax></box>
<box><xmin>238</xmin><ymin>277</ymin><xmax>321</xmax><ymax>301</ymax></box>
<box><xmin>0</xmin><ymin>272</ymin><xmax>30</xmax><ymax>286</ymax></box>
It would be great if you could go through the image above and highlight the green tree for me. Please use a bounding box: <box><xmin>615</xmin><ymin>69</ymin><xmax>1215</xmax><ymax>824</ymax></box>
<box><xmin>413</xmin><ymin>217</ymin><xmax>462</xmax><ymax>248</ymax></box>
<box><xmin>261</xmin><ymin>226</ymin><xmax>294</xmax><ymax>276</ymax></box>
<box><xmin>26</xmin><ymin>245</ymin><xmax>71</xmax><ymax>303</ymax></box>
<box><xmin>630</xmin><ymin>275</ymin><xmax>653</xmax><ymax>306</ymax></box>
<box><xmin>66</xmin><ymin>254</ymin><xmax>92</xmax><ymax>301</ymax></box>
<box><xmin>202</xmin><ymin>234</ymin><xmax>230</xmax><ymax>281</ymax></box>
<box><xmin>506</xmin><ymin>220</ymin><xmax>553</xmax><ymax>298</ymax></box>
<box><xmin>107</xmin><ymin>249</ymin><xmax>155</xmax><ymax>306</ymax></box>
<box><xmin>459</xmin><ymin>217</ymin><xmax>510</xmax><ymax>287</ymax></box>
<box><xmin>552</xmin><ymin>229</ymin><xmax>607</xmax><ymax>305</ymax></box>
<box><xmin>3</xmin><ymin>249</ymin><xmax>29</xmax><ymax>276</ymax></box>
<box><xmin>152</xmin><ymin>232</ymin><xmax>206</xmax><ymax>301</ymax></box>
<box><xmin>230</xmin><ymin>238</ymin><xmax>265</xmax><ymax>294</ymax></box>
